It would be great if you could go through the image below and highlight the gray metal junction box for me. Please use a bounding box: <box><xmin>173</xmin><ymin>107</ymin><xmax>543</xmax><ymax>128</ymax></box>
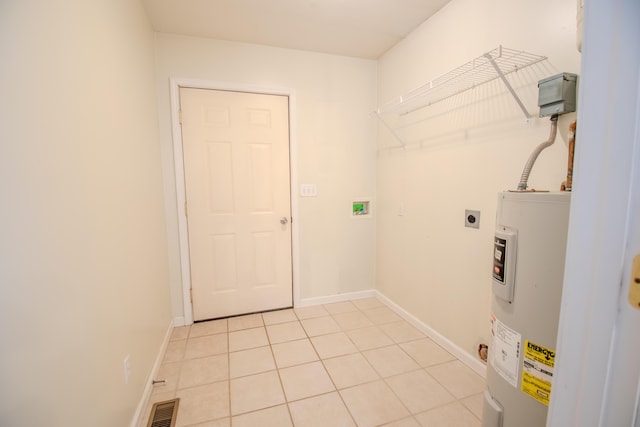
<box><xmin>538</xmin><ymin>72</ymin><xmax>578</xmax><ymax>117</ymax></box>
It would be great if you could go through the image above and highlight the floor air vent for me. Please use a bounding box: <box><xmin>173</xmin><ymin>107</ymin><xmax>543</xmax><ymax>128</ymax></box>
<box><xmin>146</xmin><ymin>398</ymin><xmax>179</xmax><ymax>427</ymax></box>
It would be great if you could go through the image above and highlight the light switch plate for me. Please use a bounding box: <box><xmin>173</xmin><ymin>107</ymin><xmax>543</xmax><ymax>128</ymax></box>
<box><xmin>300</xmin><ymin>184</ymin><xmax>317</xmax><ymax>197</ymax></box>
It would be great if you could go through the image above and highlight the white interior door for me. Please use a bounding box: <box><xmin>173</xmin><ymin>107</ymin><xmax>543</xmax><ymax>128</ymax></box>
<box><xmin>179</xmin><ymin>87</ymin><xmax>292</xmax><ymax>320</ymax></box>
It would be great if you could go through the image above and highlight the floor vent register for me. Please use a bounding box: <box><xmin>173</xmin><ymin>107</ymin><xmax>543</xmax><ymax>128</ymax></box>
<box><xmin>146</xmin><ymin>398</ymin><xmax>179</xmax><ymax>427</ymax></box>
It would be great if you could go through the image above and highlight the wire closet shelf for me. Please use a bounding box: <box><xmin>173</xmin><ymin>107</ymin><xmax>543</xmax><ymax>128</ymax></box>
<box><xmin>373</xmin><ymin>46</ymin><xmax>547</xmax><ymax>119</ymax></box>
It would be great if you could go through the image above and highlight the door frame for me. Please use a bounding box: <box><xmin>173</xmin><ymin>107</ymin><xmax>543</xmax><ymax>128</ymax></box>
<box><xmin>547</xmin><ymin>0</ymin><xmax>640</xmax><ymax>424</ymax></box>
<box><xmin>169</xmin><ymin>77</ymin><xmax>299</xmax><ymax>325</ymax></box>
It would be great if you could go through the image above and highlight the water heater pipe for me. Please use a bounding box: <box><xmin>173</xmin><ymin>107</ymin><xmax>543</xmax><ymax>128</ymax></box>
<box><xmin>516</xmin><ymin>115</ymin><xmax>559</xmax><ymax>191</ymax></box>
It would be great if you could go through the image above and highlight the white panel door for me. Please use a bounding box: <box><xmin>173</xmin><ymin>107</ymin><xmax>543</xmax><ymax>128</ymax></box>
<box><xmin>179</xmin><ymin>87</ymin><xmax>292</xmax><ymax>320</ymax></box>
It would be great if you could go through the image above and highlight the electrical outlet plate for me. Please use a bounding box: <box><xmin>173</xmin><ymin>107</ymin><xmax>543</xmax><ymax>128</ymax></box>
<box><xmin>465</xmin><ymin>210</ymin><xmax>480</xmax><ymax>229</ymax></box>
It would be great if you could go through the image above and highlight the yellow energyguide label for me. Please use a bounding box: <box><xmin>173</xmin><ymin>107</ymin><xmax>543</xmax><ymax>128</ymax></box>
<box><xmin>521</xmin><ymin>340</ymin><xmax>555</xmax><ymax>406</ymax></box>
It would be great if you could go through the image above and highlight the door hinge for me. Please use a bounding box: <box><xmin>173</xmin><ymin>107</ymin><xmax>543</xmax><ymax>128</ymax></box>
<box><xmin>179</xmin><ymin>109</ymin><xmax>183</xmax><ymax>125</ymax></box>
<box><xmin>184</xmin><ymin>201</ymin><xmax>188</xmax><ymax>217</ymax></box>
<box><xmin>190</xmin><ymin>288</ymin><xmax>193</xmax><ymax>303</ymax></box>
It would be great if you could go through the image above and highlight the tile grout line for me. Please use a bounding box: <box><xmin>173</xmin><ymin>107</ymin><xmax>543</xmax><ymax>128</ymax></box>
<box><xmin>333</xmin><ymin>303</ymin><xmax>418</xmax><ymax>426</ymax></box>
<box><xmin>317</xmin><ymin>306</ymin><xmax>361</xmax><ymax>427</ymax></box>
<box><xmin>293</xmin><ymin>306</ymin><xmax>356</xmax><ymax>426</ymax></box>
<box><xmin>265</xmin><ymin>311</ymin><xmax>296</xmax><ymax>426</ymax></box>
<box><xmin>326</xmin><ymin>301</ymin><xmax>482</xmax><ymax>425</ymax></box>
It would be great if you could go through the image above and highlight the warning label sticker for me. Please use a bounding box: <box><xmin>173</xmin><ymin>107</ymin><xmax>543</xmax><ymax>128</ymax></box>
<box><xmin>521</xmin><ymin>340</ymin><xmax>555</xmax><ymax>406</ymax></box>
<box><xmin>489</xmin><ymin>314</ymin><xmax>521</xmax><ymax>388</ymax></box>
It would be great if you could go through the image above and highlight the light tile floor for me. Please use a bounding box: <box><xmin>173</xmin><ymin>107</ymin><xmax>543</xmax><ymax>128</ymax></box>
<box><xmin>140</xmin><ymin>298</ymin><xmax>485</xmax><ymax>427</ymax></box>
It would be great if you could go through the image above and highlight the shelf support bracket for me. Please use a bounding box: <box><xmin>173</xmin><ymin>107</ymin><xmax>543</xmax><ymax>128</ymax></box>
<box><xmin>373</xmin><ymin>110</ymin><xmax>407</xmax><ymax>147</ymax></box>
<box><xmin>484</xmin><ymin>53</ymin><xmax>532</xmax><ymax>121</ymax></box>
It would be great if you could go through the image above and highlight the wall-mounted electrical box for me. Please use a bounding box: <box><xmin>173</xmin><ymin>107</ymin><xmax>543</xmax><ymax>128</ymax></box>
<box><xmin>538</xmin><ymin>72</ymin><xmax>578</xmax><ymax>117</ymax></box>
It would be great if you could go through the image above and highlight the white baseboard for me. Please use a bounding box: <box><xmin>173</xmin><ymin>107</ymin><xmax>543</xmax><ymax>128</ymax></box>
<box><xmin>374</xmin><ymin>291</ymin><xmax>487</xmax><ymax>378</ymax></box>
<box><xmin>173</xmin><ymin>316</ymin><xmax>186</xmax><ymax>327</ymax></box>
<box><xmin>130</xmin><ymin>319</ymin><xmax>174</xmax><ymax>427</ymax></box>
<box><xmin>296</xmin><ymin>289</ymin><xmax>377</xmax><ymax>307</ymax></box>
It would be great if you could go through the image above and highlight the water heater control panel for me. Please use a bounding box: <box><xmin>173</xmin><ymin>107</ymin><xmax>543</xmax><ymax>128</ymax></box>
<box><xmin>493</xmin><ymin>227</ymin><xmax>517</xmax><ymax>302</ymax></box>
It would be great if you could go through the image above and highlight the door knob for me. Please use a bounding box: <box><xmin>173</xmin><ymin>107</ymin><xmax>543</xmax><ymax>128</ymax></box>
<box><xmin>280</xmin><ymin>217</ymin><xmax>289</xmax><ymax>225</ymax></box>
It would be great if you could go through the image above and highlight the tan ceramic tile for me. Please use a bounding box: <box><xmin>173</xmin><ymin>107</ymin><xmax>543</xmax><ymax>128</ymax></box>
<box><xmin>386</xmin><ymin>369</ymin><xmax>455</xmax><ymax>414</ymax></box>
<box><xmin>152</xmin><ymin>361</ymin><xmax>182</xmax><ymax>394</ymax></box>
<box><xmin>262</xmin><ymin>309</ymin><xmax>297</xmax><ymax>325</ymax></box>
<box><xmin>461</xmin><ymin>392</ymin><xmax>484</xmax><ymax>419</ymax></box>
<box><xmin>363</xmin><ymin>345</ymin><xmax>420</xmax><ymax>377</ymax></box>
<box><xmin>363</xmin><ymin>306</ymin><xmax>403</xmax><ymax>325</ymax></box>
<box><xmin>228</xmin><ymin>313</ymin><xmax>263</xmax><ymax>331</ymax></box>
<box><xmin>182</xmin><ymin>419</ymin><xmax>230</xmax><ymax>427</ymax></box>
<box><xmin>190</xmin><ymin>319</ymin><xmax>227</xmax><ymax>338</ymax></box>
<box><xmin>175</xmin><ymin>382</ymin><xmax>229</xmax><ymax>427</ymax></box>
<box><xmin>229</xmin><ymin>371</ymin><xmax>285</xmax><ymax>415</ymax></box>
<box><xmin>266</xmin><ymin>321</ymin><xmax>307</xmax><ymax>344</ymax></box>
<box><xmin>323</xmin><ymin>301</ymin><xmax>358</xmax><ymax>314</ymax></box>
<box><xmin>147</xmin><ymin>392</ymin><xmax>177</xmax><ymax>403</ymax></box>
<box><xmin>301</xmin><ymin>316</ymin><xmax>341</xmax><ymax>337</ymax></box>
<box><xmin>163</xmin><ymin>339</ymin><xmax>187</xmax><ymax>363</ymax></box>
<box><xmin>184</xmin><ymin>334</ymin><xmax>228</xmax><ymax>359</ymax></box>
<box><xmin>346</xmin><ymin>326</ymin><xmax>394</xmax><ymax>351</ymax></box>
<box><xmin>272</xmin><ymin>339</ymin><xmax>319</xmax><ymax>368</ymax></box>
<box><xmin>229</xmin><ymin>346</ymin><xmax>276</xmax><ymax>378</ymax></box>
<box><xmin>399</xmin><ymin>338</ymin><xmax>456</xmax><ymax>367</ymax></box>
<box><xmin>415</xmin><ymin>401</ymin><xmax>481</xmax><ymax>427</ymax></box>
<box><xmin>332</xmin><ymin>311</ymin><xmax>374</xmax><ymax>331</ymax></box>
<box><xmin>228</xmin><ymin>327</ymin><xmax>268</xmax><ymax>352</ymax></box>
<box><xmin>426</xmin><ymin>361</ymin><xmax>485</xmax><ymax>399</ymax></box>
<box><xmin>171</xmin><ymin>325</ymin><xmax>191</xmax><ymax>341</ymax></box>
<box><xmin>294</xmin><ymin>305</ymin><xmax>329</xmax><ymax>320</ymax></box>
<box><xmin>352</xmin><ymin>297</ymin><xmax>385</xmax><ymax>310</ymax></box>
<box><xmin>380</xmin><ymin>321</ymin><xmax>425</xmax><ymax>343</ymax></box>
<box><xmin>323</xmin><ymin>352</ymin><xmax>379</xmax><ymax>389</ymax></box>
<box><xmin>231</xmin><ymin>405</ymin><xmax>292</xmax><ymax>427</ymax></box>
<box><xmin>339</xmin><ymin>380</ymin><xmax>410</xmax><ymax>426</ymax></box>
<box><xmin>380</xmin><ymin>417</ymin><xmax>422</xmax><ymax>427</ymax></box>
<box><xmin>178</xmin><ymin>354</ymin><xmax>228</xmax><ymax>389</ymax></box>
<box><xmin>279</xmin><ymin>361</ymin><xmax>335</xmax><ymax>401</ymax></box>
<box><xmin>311</xmin><ymin>332</ymin><xmax>358</xmax><ymax>359</ymax></box>
<box><xmin>288</xmin><ymin>392</ymin><xmax>356</xmax><ymax>427</ymax></box>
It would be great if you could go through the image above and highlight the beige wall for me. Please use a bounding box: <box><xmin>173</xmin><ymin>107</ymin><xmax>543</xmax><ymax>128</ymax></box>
<box><xmin>153</xmin><ymin>34</ymin><xmax>378</xmax><ymax>319</ymax></box>
<box><xmin>0</xmin><ymin>0</ymin><xmax>584</xmax><ymax>423</ymax></box>
<box><xmin>376</xmin><ymin>0</ymin><xmax>581</xmax><ymax>361</ymax></box>
<box><xmin>0</xmin><ymin>1</ymin><xmax>172</xmax><ymax>425</ymax></box>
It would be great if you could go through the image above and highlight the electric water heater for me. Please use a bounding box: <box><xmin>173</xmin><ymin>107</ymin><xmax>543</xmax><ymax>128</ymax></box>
<box><xmin>482</xmin><ymin>192</ymin><xmax>571</xmax><ymax>427</ymax></box>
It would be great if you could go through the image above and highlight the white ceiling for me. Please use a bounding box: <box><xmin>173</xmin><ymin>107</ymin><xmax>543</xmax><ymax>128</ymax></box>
<box><xmin>141</xmin><ymin>0</ymin><xmax>451</xmax><ymax>59</ymax></box>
